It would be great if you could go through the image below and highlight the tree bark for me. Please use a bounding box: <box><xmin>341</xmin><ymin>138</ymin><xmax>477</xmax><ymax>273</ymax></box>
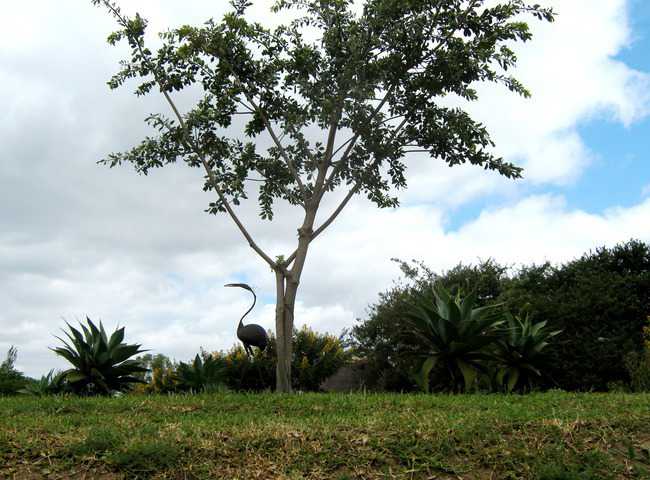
<box><xmin>274</xmin><ymin>270</ymin><xmax>292</xmax><ymax>392</ymax></box>
<box><xmin>274</xmin><ymin>207</ymin><xmax>317</xmax><ymax>392</ymax></box>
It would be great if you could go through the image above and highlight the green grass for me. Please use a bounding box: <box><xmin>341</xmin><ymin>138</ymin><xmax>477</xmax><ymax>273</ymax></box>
<box><xmin>1</xmin><ymin>392</ymin><xmax>649</xmax><ymax>479</ymax></box>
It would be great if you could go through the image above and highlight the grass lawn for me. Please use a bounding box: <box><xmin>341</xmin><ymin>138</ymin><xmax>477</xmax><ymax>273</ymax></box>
<box><xmin>1</xmin><ymin>392</ymin><xmax>649</xmax><ymax>479</ymax></box>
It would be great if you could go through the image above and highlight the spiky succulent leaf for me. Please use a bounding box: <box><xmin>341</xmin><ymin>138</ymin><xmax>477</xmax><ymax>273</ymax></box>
<box><xmin>51</xmin><ymin>317</ymin><xmax>148</xmax><ymax>395</ymax></box>
<box><xmin>405</xmin><ymin>283</ymin><xmax>505</xmax><ymax>392</ymax></box>
<box><xmin>493</xmin><ymin>313</ymin><xmax>561</xmax><ymax>392</ymax></box>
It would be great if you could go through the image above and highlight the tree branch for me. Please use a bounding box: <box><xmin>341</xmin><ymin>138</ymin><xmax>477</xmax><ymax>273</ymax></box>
<box><xmin>322</xmin><ymin>86</ymin><xmax>396</xmax><ymax>192</ymax></box>
<box><xmin>105</xmin><ymin>3</ymin><xmax>280</xmax><ymax>271</ymax></box>
<box><xmin>237</xmin><ymin>88</ymin><xmax>309</xmax><ymax>204</ymax></box>
<box><xmin>311</xmin><ymin>185</ymin><xmax>359</xmax><ymax>242</ymax></box>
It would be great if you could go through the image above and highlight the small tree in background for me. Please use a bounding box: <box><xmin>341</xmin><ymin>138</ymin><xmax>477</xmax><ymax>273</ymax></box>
<box><xmin>0</xmin><ymin>346</ymin><xmax>28</xmax><ymax>395</ymax></box>
<box><xmin>92</xmin><ymin>0</ymin><xmax>554</xmax><ymax>392</ymax></box>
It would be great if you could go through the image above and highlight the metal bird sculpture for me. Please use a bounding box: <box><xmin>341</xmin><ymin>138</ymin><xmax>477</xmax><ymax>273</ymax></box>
<box><xmin>224</xmin><ymin>283</ymin><xmax>269</xmax><ymax>356</ymax></box>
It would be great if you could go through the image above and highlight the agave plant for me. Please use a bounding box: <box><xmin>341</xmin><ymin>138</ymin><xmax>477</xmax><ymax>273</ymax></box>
<box><xmin>51</xmin><ymin>317</ymin><xmax>148</xmax><ymax>395</ymax></box>
<box><xmin>405</xmin><ymin>283</ymin><xmax>505</xmax><ymax>392</ymax></box>
<box><xmin>19</xmin><ymin>369</ymin><xmax>67</xmax><ymax>396</ymax></box>
<box><xmin>176</xmin><ymin>352</ymin><xmax>226</xmax><ymax>393</ymax></box>
<box><xmin>493</xmin><ymin>313</ymin><xmax>561</xmax><ymax>392</ymax></box>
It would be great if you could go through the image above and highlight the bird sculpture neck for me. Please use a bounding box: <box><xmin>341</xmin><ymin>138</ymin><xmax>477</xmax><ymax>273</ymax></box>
<box><xmin>238</xmin><ymin>288</ymin><xmax>256</xmax><ymax>331</ymax></box>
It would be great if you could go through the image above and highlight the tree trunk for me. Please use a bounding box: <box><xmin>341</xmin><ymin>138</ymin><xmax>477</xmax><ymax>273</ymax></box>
<box><xmin>274</xmin><ymin>270</ymin><xmax>291</xmax><ymax>393</ymax></box>
<box><xmin>274</xmin><ymin>207</ymin><xmax>317</xmax><ymax>393</ymax></box>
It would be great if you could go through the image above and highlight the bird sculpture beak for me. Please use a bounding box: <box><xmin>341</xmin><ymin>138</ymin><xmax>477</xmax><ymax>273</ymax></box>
<box><xmin>224</xmin><ymin>283</ymin><xmax>253</xmax><ymax>291</ymax></box>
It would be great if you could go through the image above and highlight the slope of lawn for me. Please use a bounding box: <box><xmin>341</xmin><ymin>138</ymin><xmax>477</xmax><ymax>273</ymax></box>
<box><xmin>1</xmin><ymin>391</ymin><xmax>649</xmax><ymax>479</ymax></box>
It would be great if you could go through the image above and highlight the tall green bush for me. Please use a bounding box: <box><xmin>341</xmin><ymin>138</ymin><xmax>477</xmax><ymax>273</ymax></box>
<box><xmin>501</xmin><ymin>240</ymin><xmax>650</xmax><ymax>390</ymax></box>
<box><xmin>623</xmin><ymin>316</ymin><xmax>650</xmax><ymax>392</ymax></box>
<box><xmin>349</xmin><ymin>240</ymin><xmax>650</xmax><ymax>392</ymax></box>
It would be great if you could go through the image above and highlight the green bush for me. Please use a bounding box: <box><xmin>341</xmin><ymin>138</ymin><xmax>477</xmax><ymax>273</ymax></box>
<box><xmin>129</xmin><ymin>327</ymin><xmax>347</xmax><ymax>393</ymax></box>
<box><xmin>131</xmin><ymin>353</ymin><xmax>179</xmax><ymax>394</ymax></box>
<box><xmin>623</xmin><ymin>316</ymin><xmax>650</xmax><ymax>392</ymax></box>
<box><xmin>348</xmin><ymin>260</ymin><xmax>507</xmax><ymax>391</ymax></box>
<box><xmin>214</xmin><ymin>326</ymin><xmax>348</xmax><ymax>392</ymax></box>
<box><xmin>176</xmin><ymin>351</ymin><xmax>227</xmax><ymax>392</ymax></box>
<box><xmin>0</xmin><ymin>347</ymin><xmax>28</xmax><ymax>395</ymax></box>
<box><xmin>502</xmin><ymin>240</ymin><xmax>650</xmax><ymax>390</ymax></box>
<box><xmin>349</xmin><ymin>240</ymin><xmax>650</xmax><ymax>392</ymax></box>
<box><xmin>219</xmin><ymin>344</ymin><xmax>276</xmax><ymax>392</ymax></box>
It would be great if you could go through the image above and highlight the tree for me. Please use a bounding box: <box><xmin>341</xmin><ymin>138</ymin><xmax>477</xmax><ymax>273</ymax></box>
<box><xmin>92</xmin><ymin>0</ymin><xmax>554</xmax><ymax>392</ymax></box>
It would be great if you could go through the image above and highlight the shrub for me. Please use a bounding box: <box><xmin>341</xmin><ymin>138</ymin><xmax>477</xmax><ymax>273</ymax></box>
<box><xmin>176</xmin><ymin>351</ymin><xmax>227</xmax><ymax>392</ymax></box>
<box><xmin>623</xmin><ymin>316</ymin><xmax>650</xmax><ymax>392</ymax></box>
<box><xmin>219</xmin><ymin>344</ymin><xmax>275</xmax><ymax>391</ymax></box>
<box><xmin>502</xmin><ymin>240</ymin><xmax>650</xmax><ymax>390</ymax></box>
<box><xmin>0</xmin><ymin>346</ymin><xmax>28</xmax><ymax>395</ymax></box>
<box><xmin>348</xmin><ymin>259</ymin><xmax>507</xmax><ymax>391</ymax></box>
<box><xmin>52</xmin><ymin>317</ymin><xmax>148</xmax><ymax>395</ymax></box>
<box><xmin>131</xmin><ymin>353</ymin><xmax>179</xmax><ymax>394</ymax></box>
<box><xmin>292</xmin><ymin>326</ymin><xmax>348</xmax><ymax>391</ymax></box>
<box><xmin>212</xmin><ymin>326</ymin><xmax>348</xmax><ymax>392</ymax></box>
<box><xmin>350</xmin><ymin>240</ymin><xmax>650</xmax><ymax>392</ymax></box>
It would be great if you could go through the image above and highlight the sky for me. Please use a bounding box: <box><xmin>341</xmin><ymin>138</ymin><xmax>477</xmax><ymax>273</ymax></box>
<box><xmin>2</xmin><ymin>0</ymin><xmax>649</xmax><ymax>378</ymax></box>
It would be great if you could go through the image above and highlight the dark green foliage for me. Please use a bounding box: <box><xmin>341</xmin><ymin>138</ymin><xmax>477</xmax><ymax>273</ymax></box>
<box><xmin>128</xmin><ymin>327</ymin><xmax>347</xmax><ymax>393</ymax></box>
<box><xmin>348</xmin><ymin>259</ymin><xmax>508</xmax><ymax>391</ymax></box>
<box><xmin>624</xmin><ymin>350</ymin><xmax>650</xmax><ymax>392</ymax></box>
<box><xmin>622</xmin><ymin>316</ymin><xmax>650</xmax><ymax>392</ymax></box>
<box><xmin>19</xmin><ymin>370</ymin><xmax>68</xmax><ymax>396</ymax></box>
<box><xmin>219</xmin><ymin>343</ymin><xmax>276</xmax><ymax>392</ymax></box>
<box><xmin>350</xmin><ymin>240</ymin><xmax>650</xmax><ymax>392</ymax></box>
<box><xmin>0</xmin><ymin>346</ymin><xmax>28</xmax><ymax>395</ymax></box>
<box><xmin>51</xmin><ymin>317</ymin><xmax>148</xmax><ymax>395</ymax></box>
<box><xmin>502</xmin><ymin>240</ymin><xmax>650</xmax><ymax>390</ymax></box>
<box><xmin>492</xmin><ymin>314</ymin><xmax>561</xmax><ymax>392</ymax></box>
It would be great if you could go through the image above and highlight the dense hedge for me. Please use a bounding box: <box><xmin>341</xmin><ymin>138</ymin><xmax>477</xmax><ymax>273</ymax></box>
<box><xmin>348</xmin><ymin>240</ymin><xmax>650</xmax><ymax>392</ymax></box>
